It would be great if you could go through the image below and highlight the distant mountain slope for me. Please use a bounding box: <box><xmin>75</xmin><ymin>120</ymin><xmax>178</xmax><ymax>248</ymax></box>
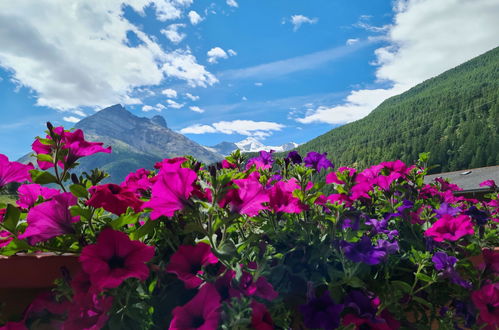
<box><xmin>72</xmin><ymin>104</ymin><xmax>223</xmax><ymax>182</ymax></box>
<box><xmin>206</xmin><ymin>138</ymin><xmax>299</xmax><ymax>156</ymax></box>
<box><xmin>296</xmin><ymin>46</ymin><xmax>499</xmax><ymax>173</ymax></box>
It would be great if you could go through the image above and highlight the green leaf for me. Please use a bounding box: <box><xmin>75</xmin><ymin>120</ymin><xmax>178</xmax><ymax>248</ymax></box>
<box><xmin>37</xmin><ymin>138</ymin><xmax>55</xmax><ymax>146</ymax></box>
<box><xmin>70</xmin><ymin>205</ymin><xmax>93</xmax><ymax>221</ymax></box>
<box><xmin>30</xmin><ymin>169</ymin><xmax>58</xmax><ymax>185</ymax></box>
<box><xmin>415</xmin><ymin>273</ymin><xmax>434</xmax><ymax>283</ymax></box>
<box><xmin>69</xmin><ymin>184</ymin><xmax>88</xmax><ymax>198</ymax></box>
<box><xmin>391</xmin><ymin>280</ymin><xmax>413</xmax><ymax>293</ymax></box>
<box><xmin>345</xmin><ymin>276</ymin><xmax>365</xmax><ymax>288</ymax></box>
<box><xmin>110</xmin><ymin>212</ymin><xmax>140</xmax><ymax>229</ymax></box>
<box><xmin>413</xmin><ymin>296</ymin><xmax>433</xmax><ymax>309</ymax></box>
<box><xmin>0</xmin><ymin>238</ymin><xmax>31</xmax><ymax>256</ymax></box>
<box><xmin>2</xmin><ymin>204</ymin><xmax>21</xmax><ymax>232</ymax></box>
<box><xmin>36</xmin><ymin>154</ymin><xmax>53</xmax><ymax>162</ymax></box>
<box><xmin>130</xmin><ymin>219</ymin><xmax>159</xmax><ymax>240</ymax></box>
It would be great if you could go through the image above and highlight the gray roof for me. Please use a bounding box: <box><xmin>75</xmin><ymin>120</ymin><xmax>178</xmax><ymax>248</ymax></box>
<box><xmin>424</xmin><ymin>165</ymin><xmax>499</xmax><ymax>192</ymax></box>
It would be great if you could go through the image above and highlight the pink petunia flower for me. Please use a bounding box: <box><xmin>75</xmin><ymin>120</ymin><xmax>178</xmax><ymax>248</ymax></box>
<box><xmin>16</xmin><ymin>183</ymin><xmax>60</xmax><ymax>209</ymax></box>
<box><xmin>326</xmin><ymin>167</ymin><xmax>356</xmax><ymax>185</ymax></box>
<box><xmin>424</xmin><ymin>214</ymin><xmax>474</xmax><ymax>242</ymax></box>
<box><xmin>142</xmin><ymin>167</ymin><xmax>198</xmax><ymax>219</ymax></box>
<box><xmin>18</xmin><ymin>192</ymin><xmax>79</xmax><ymax>245</ymax></box>
<box><xmin>472</xmin><ymin>283</ymin><xmax>499</xmax><ymax>327</ymax></box>
<box><xmin>169</xmin><ymin>283</ymin><xmax>221</xmax><ymax>330</ymax></box>
<box><xmin>221</xmin><ymin>177</ymin><xmax>269</xmax><ymax>217</ymax></box>
<box><xmin>221</xmin><ymin>159</ymin><xmax>237</xmax><ymax>169</ymax></box>
<box><xmin>268</xmin><ymin>178</ymin><xmax>307</xmax><ymax>214</ymax></box>
<box><xmin>166</xmin><ymin>242</ymin><xmax>218</xmax><ymax>289</ymax></box>
<box><xmin>251</xmin><ymin>301</ymin><xmax>274</xmax><ymax>330</ymax></box>
<box><xmin>79</xmin><ymin>228</ymin><xmax>155</xmax><ymax>291</ymax></box>
<box><xmin>87</xmin><ymin>184</ymin><xmax>143</xmax><ymax>215</ymax></box>
<box><xmin>0</xmin><ymin>154</ymin><xmax>33</xmax><ymax>188</ymax></box>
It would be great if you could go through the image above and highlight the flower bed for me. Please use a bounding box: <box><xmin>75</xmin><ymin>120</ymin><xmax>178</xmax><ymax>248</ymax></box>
<box><xmin>0</xmin><ymin>123</ymin><xmax>498</xmax><ymax>329</ymax></box>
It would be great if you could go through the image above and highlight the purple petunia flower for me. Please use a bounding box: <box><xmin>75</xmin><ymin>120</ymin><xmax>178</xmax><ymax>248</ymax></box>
<box><xmin>465</xmin><ymin>206</ymin><xmax>489</xmax><ymax>225</ymax></box>
<box><xmin>343</xmin><ymin>290</ymin><xmax>377</xmax><ymax>319</ymax></box>
<box><xmin>435</xmin><ymin>203</ymin><xmax>460</xmax><ymax>218</ymax></box>
<box><xmin>432</xmin><ymin>252</ymin><xmax>471</xmax><ymax>289</ymax></box>
<box><xmin>340</xmin><ymin>236</ymin><xmax>387</xmax><ymax>265</ymax></box>
<box><xmin>299</xmin><ymin>291</ymin><xmax>344</xmax><ymax>330</ymax></box>
<box><xmin>303</xmin><ymin>152</ymin><xmax>333</xmax><ymax>172</ymax></box>
<box><xmin>285</xmin><ymin>151</ymin><xmax>302</xmax><ymax>164</ymax></box>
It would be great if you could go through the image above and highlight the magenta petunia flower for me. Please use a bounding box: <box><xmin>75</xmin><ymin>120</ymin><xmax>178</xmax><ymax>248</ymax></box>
<box><xmin>63</xmin><ymin>129</ymin><xmax>111</xmax><ymax>159</ymax></box>
<box><xmin>166</xmin><ymin>242</ymin><xmax>218</xmax><ymax>289</ymax></box>
<box><xmin>121</xmin><ymin>168</ymin><xmax>152</xmax><ymax>194</ymax></box>
<box><xmin>142</xmin><ymin>167</ymin><xmax>198</xmax><ymax>219</ymax></box>
<box><xmin>79</xmin><ymin>228</ymin><xmax>155</xmax><ymax>290</ymax></box>
<box><xmin>64</xmin><ymin>293</ymin><xmax>114</xmax><ymax>330</ymax></box>
<box><xmin>0</xmin><ymin>208</ymin><xmax>12</xmax><ymax>248</ymax></box>
<box><xmin>0</xmin><ymin>154</ymin><xmax>33</xmax><ymax>188</ymax></box>
<box><xmin>472</xmin><ymin>283</ymin><xmax>499</xmax><ymax>327</ymax></box>
<box><xmin>268</xmin><ymin>178</ymin><xmax>307</xmax><ymax>214</ymax></box>
<box><xmin>424</xmin><ymin>214</ymin><xmax>474</xmax><ymax>242</ymax></box>
<box><xmin>221</xmin><ymin>159</ymin><xmax>237</xmax><ymax>169</ymax></box>
<box><xmin>16</xmin><ymin>183</ymin><xmax>60</xmax><ymax>209</ymax></box>
<box><xmin>479</xmin><ymin>179</ymin><xmax>497</xmax><ymax>189</ymax></box>
<box><xmin>169</xmin><ymin>283</ymin><xmax>221</xmax><ymax>330</ymax></box>
<box><xmin>326</xmin><ymin>167</ymin><xmax>356</xmax><ymax>185</ymax></box>
<box><xmin>222</xmin><ymin>177</ymin><xmax>269</xmax><ymax>217</ymax></box>
<box><xmin>18</xmin><ymin>192</ymin><xmax>79</xmax><ymax>245</ymax></box>
<box><xmin>154</xmin><ymin>157</ymin><xmax>187</xmax><ymax>170</ymax></box>
<box><xmin>251</xmin><ymin>301</ymin><xmax>274</xmax><ymax>330</ymax></box>
<box><xmin>87</xmin><ymin>184</ymin><xmax>143</xmax><ymax>215</ymax></box>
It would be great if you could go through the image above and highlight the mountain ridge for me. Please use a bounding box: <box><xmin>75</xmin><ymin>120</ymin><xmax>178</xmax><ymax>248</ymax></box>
<box><xmin>295</xmin><ymin>46</ymin><xmax>499</xmax><ymax>173</ymax></box>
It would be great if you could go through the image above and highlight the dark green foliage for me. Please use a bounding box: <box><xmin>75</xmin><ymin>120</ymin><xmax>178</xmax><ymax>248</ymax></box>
<box><xmin>296</xmin><ymin>47</ymin><xmax>499</xmax><ymax>173</ymax></box>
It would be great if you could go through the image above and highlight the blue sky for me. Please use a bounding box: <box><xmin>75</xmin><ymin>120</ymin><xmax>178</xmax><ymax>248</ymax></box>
<box><xmin>1</xmin><ymin>0</ymin><xmax>498</xmax><ymax>159</ymax></box>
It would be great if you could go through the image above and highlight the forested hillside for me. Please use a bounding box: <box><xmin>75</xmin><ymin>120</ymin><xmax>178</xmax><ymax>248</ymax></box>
<box><xmin>296</xmin><ymin>46</ymin><xmax>499</xmax><ymax>173</ymax></box>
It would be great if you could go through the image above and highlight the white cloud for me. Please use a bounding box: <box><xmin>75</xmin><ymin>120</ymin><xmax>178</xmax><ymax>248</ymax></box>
<box><xmin>161</xmin><ymin>88</ymin><xmax>177</xmax><ymax>98</ymax></box>
<box><xmin>0</xmin><ymin>1</ymin><xmax>214</xmax><ymax>111</ymax></box>
<box><xmin>162</xmin><ymin>50</ymin><xmax>218</xmax><ymax>87</ymax></box>
<box><xmin>161</xmin><ymin>23</ymin><xmax>186</xmax><ymax>44</ymax></box>
<box><xmin>166</xmin><ymin>99</ymin><xmax>184</xmax><ymax>109</ymax></box>
<box><xmin>290</xmin><ymin>15</ymin><xmax>318</xmax><ymax>31</ymax></box>
<box><xmin>226</xmin><ymin>0</ymin><xmax>238</xmax><ymax>8</ymax></box>
<box><xmin>63</xmin><ymin>116</ymin><xmax>81</xmax><ymax>123</ymax></box>
<box><xmin>220</xmin><ymin>43</ymin><xmax>367</xmax><ymax>80</ymax></box>
<box><xmin>188</xmin><ymin>11</ymin><xmax>203</xmax><ymax>25</ymax></box>
<box><xmin>142</xmin><ymin>103</ymin><xmax>166</xmax><ymax>112</ymax></box>
<box><xmin>346</xmin><ymin>38</ymin><xmax>360</xmax><ymax>46</ymax></box>
<box><xmin>298</xmin><ymin>0</ymin><xmax>499</xmax><ymax>124</ymax></box>
<box><xmin>254</xmin><ymin>82</ymin><xmax>263</xmax><ymax>86</ymax></box>
<box><xmin>185</xmin><ymin>92</ymin><xmax>199</xmax><ymax>101</ymax></box>
<box><xmin>180</xmin><ymin>120</ymin><xmax>284</xmax><ymax>136</ymax></box>
<box><xmin>189</xmin><ymin>106</ymin><xmax>204</xmax><ymax>113</ymax></box>
<box><xmin>206</xmin><ymin>47</ymin><xmax>236</xmax><ymax>64</ymax></box>
<box><xmin>242</xmin><ymin>96</ymin><xmax>248</xmax><ymax>101</ymax></box>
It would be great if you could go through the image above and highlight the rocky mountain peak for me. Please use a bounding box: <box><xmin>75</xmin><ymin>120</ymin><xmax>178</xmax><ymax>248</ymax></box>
<box><xmin>151</xmin><ymin>115</ymin><xmax>167</xmax><ymax>128</ymax></box>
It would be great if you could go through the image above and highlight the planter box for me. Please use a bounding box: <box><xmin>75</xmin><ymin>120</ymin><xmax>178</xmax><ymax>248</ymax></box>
<box><xmin>0</xmin><ymin>253</ymin><xmax>80</xmax><ymax>320</ymax></box>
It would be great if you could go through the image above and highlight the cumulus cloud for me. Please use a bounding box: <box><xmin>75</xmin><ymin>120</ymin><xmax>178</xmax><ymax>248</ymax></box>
<box><xmin>189</xmin><ymin>106</ymin><xmax>204</xmax><ymax>113</ymax></box>
<box><xmin>226</xmin><ymin>0</ymin><xmax>238</xmax><ymax>8</ymax></box>
<box><xmin>180</xmin><ymin>120</ymin><xmax>284</xmax><ymax>136</ymax></box>
<box><xmin>207</xmin><ymin>47</ymin><xmax>237</xmax><ymax>64</ymax></box>
<box><xmin>298</xmin><ymin>0</ymin><xmax>499</xmax><ymax>124</ymax></box>
<box><xmin>161</xmin><ymin>88</ymin><xmax>177</xmax><ymax>98</ymax></box>
<box><xmin>142</xmin><ymin>103</ymin><xmax>165</xmax><ymax>112</ymax></box>
<box><xmin>188</xmin><ymin>10</ymin><xmax>203</xmax><ymax>25</ymax></box>
<box><xmin>254</xmin><ymin>82</ymin><xmax>263</xmax><ymax>86</ymax></box>
<box><xmin>290</xmin><ymin>15</ymin><xmax>318</xmax><ymax>31</ymax></box>
<box><xmin>0</xmin><ymin>0</ymin><xmax>215</xmax><ymax>111</ymax></box>
<box><xmin>166</xmin><ymin>99</ymin><xmax>184</xmax><ymax>109</ymax></box>
<box><xmin>185</xmin><ymin>92</ymin><xmax>199</xmax><ymax>101</ymax></box>
<box><xmin>161</xmin><ymin>23</ymin><xmax>186</xmax><ymax>44</ymax></box>
<box><xmin>63</xmin><ymin>116</ymin><xmax>81</xmax><ymax>123</ymax></box>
